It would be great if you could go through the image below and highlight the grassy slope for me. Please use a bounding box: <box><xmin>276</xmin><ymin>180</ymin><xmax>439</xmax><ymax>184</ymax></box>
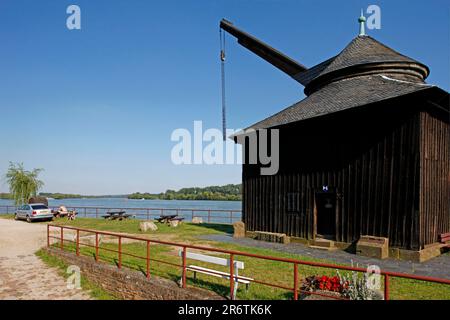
<box><xmin>49</xmin><ymin>218</ymin><xmax>450</xmax><ymax>300</ymax></box>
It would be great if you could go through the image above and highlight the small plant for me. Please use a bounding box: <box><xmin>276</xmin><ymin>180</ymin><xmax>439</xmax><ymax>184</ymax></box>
<box><xmin>336</xmin><ymin>270</ymin><xmax>383</xmax><ymax>300</ymax></box>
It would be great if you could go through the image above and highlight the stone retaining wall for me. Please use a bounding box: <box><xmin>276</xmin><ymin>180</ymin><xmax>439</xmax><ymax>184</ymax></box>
<box><xmin>44</xmin><ymin>247</ymin><xmax>223</xmax><ymax>300</ymax></box>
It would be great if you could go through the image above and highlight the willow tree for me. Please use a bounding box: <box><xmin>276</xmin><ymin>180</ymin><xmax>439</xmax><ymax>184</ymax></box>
<box><xmin>5</xmin><ymin>162</ymin><xmax>44</xmax><ymax>205</ymax></box>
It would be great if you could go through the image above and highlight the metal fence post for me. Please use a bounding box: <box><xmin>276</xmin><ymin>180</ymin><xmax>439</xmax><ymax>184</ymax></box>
<box><xmin>230</xmin><ymin>254</ymin><xmax>235</xmax><ymax>300</ymax></box>
<box><xmin>230</xmin><ymin>211</ymin><xmax>233</xmax><ymax>224</ymax></box>
<box><xmin>76</xmin><ymin>229</ymin><xmax>80</xmax><ymax>256</ymax></box>
<box><xmin>182</xmin><ymin>246</ymin><xmax>187</xmax><ymax>288</ymax></box>
<box><xmin>118</xmin><ymin>236</ymin><xmax>122</xmax><ymax>269</ymax></box>
<box><xmin>147</xmin><ymin>209</ymin><xmax>149</xmax><ymax>220</ymax></box>
<box><xmin>47</xmin><ymin>224</ymin><xmax>50</xmax><ymax>247</ymax></box>
<box><xmin>208</xmin><ymin>210</ymin><xmax>211</xmax><ymax>223</ymax></box>
<box><xmin>146</xmin><ymin>241</ymin><xmax>150</xmax><ymax>279</ymax></box>
<box><xmin>293</xmin><ymin>263</ymin><xmax>298</xmax><ymax>300</ymax></box>
<box><xmin>95</xmin><ymin>232</ymin><xmax>99</xmax><ymax>262</ymax></box>
<box><xmin>191</xmin><ymin>210</ymin><xmax>194</xmax><ymax>220</ymax></box>
<box><xmin>60</xmin><ymin>227</ymin><xmax>64</xmax><ymax>250</ymax></box>
<box><xmin>384</xmin><ymin>275</ymin><xmax>390</xmax><ymax>300</ymax></box>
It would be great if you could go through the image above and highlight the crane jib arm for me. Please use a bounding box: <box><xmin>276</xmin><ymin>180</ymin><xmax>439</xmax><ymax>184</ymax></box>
<box><xmin>219</xmin><ymin>19</ymin><xmax>307</xmax><ymax>83</ymax></box>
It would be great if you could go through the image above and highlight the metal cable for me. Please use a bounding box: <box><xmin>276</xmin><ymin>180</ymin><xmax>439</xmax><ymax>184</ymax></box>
<box><xmin>220</xmin><ymin>28</ymin><xmax>227</xmax><ymax>141</ymax></box>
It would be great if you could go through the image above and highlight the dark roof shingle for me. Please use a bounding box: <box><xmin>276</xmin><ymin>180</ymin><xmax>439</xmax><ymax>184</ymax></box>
<box><xmin>319</xmin><ymin>36</ymin><xmax>425</xmax><ymax>77</ymax></box>
<box><xmin>246</xmin><ymin>75</ymin><xmax>434</xmax><ymax>130</ymax></box>
<box><xmin>294</xmin><ymin>35</ymin><xmax>429</xmax><ymax>88</ymax></box>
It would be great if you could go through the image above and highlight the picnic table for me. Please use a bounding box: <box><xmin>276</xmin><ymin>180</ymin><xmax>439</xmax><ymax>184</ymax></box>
<box><xmin>155</xmin><ymin>214</ymin><xmax>185</xmax><ymax>224</ymax></box>
<box><xmin>102</xmin><ymin>210</ymin><xmax>134</xmax><ymax>221</ymax></box>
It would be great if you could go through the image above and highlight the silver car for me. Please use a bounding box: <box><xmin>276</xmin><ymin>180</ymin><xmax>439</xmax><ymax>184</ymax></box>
<box><xmin>15</xmin><ymin>203</ymin><xmax>54</xmax><ymax>222</ymax></box>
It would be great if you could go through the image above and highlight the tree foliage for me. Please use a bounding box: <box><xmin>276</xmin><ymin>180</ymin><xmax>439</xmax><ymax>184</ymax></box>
<box><xmin>5</xmin><ymin>162</ymin><xmax>44</xmax><ymax>205</ymax></box>
<box><xmin>128</xmin><ymin>184</ymin><xmax>242</xmax><ymax>201</ymax></box>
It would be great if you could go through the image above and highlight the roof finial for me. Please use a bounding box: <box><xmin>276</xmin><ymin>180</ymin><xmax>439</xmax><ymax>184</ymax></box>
<box><xmin>358</xmin><ymin>9</ymin><xmax>366</xmax><ymax>36</ymax></box>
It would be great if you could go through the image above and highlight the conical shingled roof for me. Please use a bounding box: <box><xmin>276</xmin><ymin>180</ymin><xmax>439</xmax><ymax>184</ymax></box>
<box><xmin>320</xmin><ymin>35</ymin><xmax>427</xmax><ymax>77</ymax></box>
<box><xmin>235</xmin><ymin>35</ymin><xmax>448</xmax><ymax>133</ymax></box>
<box><xmin>295</xmin><ymin>35</ymin><xmax>429</xmax><ymax>95</ymax></box>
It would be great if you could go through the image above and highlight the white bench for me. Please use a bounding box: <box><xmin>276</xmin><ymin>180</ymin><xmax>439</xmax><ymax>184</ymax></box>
<box><xmin>178</xmin><ymin>250</ymin><xmax>253</xmax><ymax>299</ymax></box>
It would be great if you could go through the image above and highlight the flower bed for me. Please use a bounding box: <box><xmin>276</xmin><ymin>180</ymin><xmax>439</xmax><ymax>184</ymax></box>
<box><xmin>300</xmin><ymin>272</ymin><xmax>384</xmax><ymax>300</ymax></box>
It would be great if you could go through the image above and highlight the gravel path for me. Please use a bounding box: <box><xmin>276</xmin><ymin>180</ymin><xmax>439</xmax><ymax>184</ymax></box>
<box><xmin>201</xmin><ymin>234</ymin><xmax>450</xmax><ymax>279</ymax></box>
<box><xmin>0</xmin><ymin>218</ymin><xmax>92</xmax><ymax>300</ymax></box>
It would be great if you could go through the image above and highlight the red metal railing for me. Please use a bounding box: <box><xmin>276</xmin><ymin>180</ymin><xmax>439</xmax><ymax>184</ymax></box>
<box><xmin>47</xmin><ymin>224</ymin><xmax>450</xmax><ymax>300</ymax></box>
<box><xmin>0</xmin><ymin>205</ymin><xmax>241</xmax><ymax>224</ymax></box>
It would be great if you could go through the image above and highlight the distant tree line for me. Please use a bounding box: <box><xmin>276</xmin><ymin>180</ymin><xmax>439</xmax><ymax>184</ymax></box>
<box><xmin>39</xmin><ymin>193</ymin><xmax>128</xmax><ymax>200</ymax></box>
<box><xmin>128</xmin><ymin>184</ymin><xmax>242</xmax><ymax>201</ymax></box>
<box><xmin>1</xmin><ymin>183</ymin><xmax>242</xmax><ymax>202</ymax></box>
<box><xmin>0</xmin><ymin>193</ymin><xmax>12</xmax><ymax>199</ymax></box>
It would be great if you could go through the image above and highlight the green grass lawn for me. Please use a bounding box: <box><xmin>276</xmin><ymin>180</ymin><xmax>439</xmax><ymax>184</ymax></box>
<box><xmin>39</xmin><ymin>217</ymin><xmax>450</xmax><ymax>300</ymax></box>
<box><xmin>0</xmin><ymin>214</ymin><xmax>14</xmax><ymax>219</ymax></box>
<box><xmin>51</xmin><ymin>217</ymin><xmax>232</xmax><ymax>239</ymax></box>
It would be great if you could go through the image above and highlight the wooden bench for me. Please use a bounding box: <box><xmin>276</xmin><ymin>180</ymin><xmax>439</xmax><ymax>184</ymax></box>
<box><xmin>439</xmin><ymin>233</ymin><xmax>450</xmax><ymax>248</ymax></box>
<box><xmin>178</xmin><ymin>250</ymin><xmax>253</xmax><ymax>299</ymax></box>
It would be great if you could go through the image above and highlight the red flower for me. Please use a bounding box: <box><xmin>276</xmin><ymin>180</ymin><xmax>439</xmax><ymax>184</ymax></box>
<box><xmin>311</xmin><ymin>275</ymin><xmax>346</xmax><ymax>293</ymax></box>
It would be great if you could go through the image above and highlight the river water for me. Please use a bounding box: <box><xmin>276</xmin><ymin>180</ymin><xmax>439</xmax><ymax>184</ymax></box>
<box><xmin>0</xmin><ymin>198</ymin><xmax>242</xmax><ymax>223</ymax></box>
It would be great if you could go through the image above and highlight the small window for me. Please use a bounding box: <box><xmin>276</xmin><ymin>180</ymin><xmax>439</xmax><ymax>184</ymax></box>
<box><xmin>31</xmin><ymin>204</ymin><xmax>48</xmax><ymax>210</ymax></box>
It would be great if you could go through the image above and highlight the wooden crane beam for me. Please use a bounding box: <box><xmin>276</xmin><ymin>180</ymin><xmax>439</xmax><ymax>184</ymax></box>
<box><xmin>220</xmin><ymin>19</ymin><xmax>307</xmax><ymax>84</ymax></box>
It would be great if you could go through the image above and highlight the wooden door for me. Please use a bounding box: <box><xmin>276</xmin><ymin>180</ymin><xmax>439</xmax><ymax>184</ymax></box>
<box><xmin>315</xmin><ymin>192</ymin><xmax>337</xmax><ymax>239</ymax></box>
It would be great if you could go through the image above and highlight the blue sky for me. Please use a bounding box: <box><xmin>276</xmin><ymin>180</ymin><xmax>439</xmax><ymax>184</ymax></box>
<box><xmin>0</xmin><ymin>0</ymin><xmax>448</xmax><ymax>194</ymax></box>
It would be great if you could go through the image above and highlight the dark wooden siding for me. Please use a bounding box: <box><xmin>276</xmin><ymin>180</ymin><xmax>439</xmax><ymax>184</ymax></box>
<box><xmin>419</xmin><ymin>111</ymin><xmax>450</xmax><ymax>248</ymax></box>
<box><xmin>242</xmin><ymin>99</ymin><xmax>426</xmax><ymax>250</ymax></box>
